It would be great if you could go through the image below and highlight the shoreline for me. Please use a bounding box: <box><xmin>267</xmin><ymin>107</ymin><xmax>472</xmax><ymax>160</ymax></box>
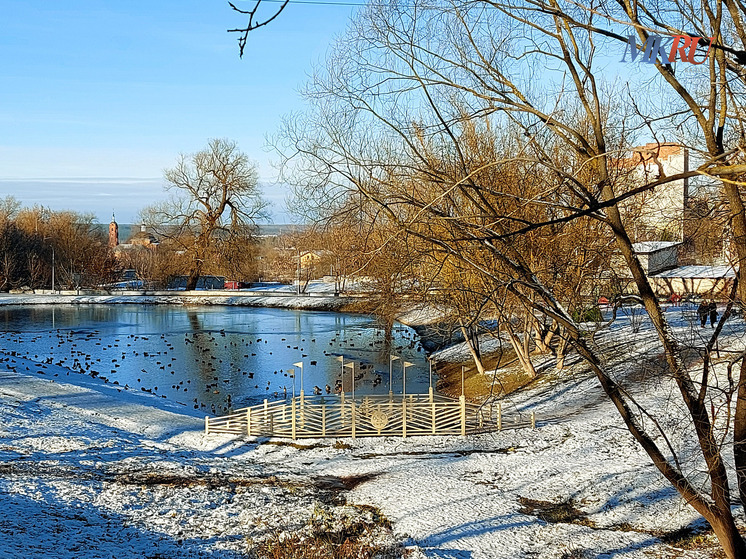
<box><xmin>0</xmin><ymin>291</ymin><xmax>453</xmax><ymax>350</ymax></box>
<box><xmin>0</xmin><ymin>291</ymin><xmax>354</xmax><ymax>311</ymax></box>
<box><xmin>0</xmin><ymin>292</ymin><xmax>470</xmax><ymax>399</ymax></box>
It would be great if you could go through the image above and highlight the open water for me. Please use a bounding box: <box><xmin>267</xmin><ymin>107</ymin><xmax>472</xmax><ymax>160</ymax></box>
<box><xmin>0</xmin><ymin>305</ymin><xmax>430</xmax><ymax>414</ymax></box>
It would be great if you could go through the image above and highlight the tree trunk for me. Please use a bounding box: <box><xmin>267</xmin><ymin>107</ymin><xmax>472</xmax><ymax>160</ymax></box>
<box><xmin>711</xmin><ymin>512</ymin><xmax>746</xmax><ymax>559</ymax></box>
<box><xmin>460</xmin><ymin>323</ymin><xmax>486</xmax><ymax>375</ymax></box>
<box><xmin>186</xmin><ymin>269</ymin><xmax>200</xmax><ymax>291</ymax></box>
<box><xmin>721</xmin><ymin>182</ymin><xmax>746</xmax><ymax>518</ymax></box>
<box><xmin>505</xmin><ymin>323</ymin><xmax>537</xmax><ymax>378</ymax></box>
<box><xmin>555</xmin><ymin>328</ymin><xmax>569</xmax><ymax>371</ymax></box>
<box><xmin>532</xmin><ymin>318</ymin><xmax>556</xmax><ymax>354</ymax></box>
<box><xmin>735</xmin><ymin>358</ymin><xmax>746</xmax><ymax>515</ymax></box>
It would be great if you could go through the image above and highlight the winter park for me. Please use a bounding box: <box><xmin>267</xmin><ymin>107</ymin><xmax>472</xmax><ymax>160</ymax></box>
<box><xmin>3</xmin><ymin>1</ymin><xmax>746</xmax><ymax>558</ymax></box>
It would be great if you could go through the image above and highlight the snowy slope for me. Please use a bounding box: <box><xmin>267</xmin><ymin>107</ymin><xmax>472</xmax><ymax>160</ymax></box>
<box><xmin>0</xmin><ymin>302</ymin><xmax>742</xmax><ymax>558</ymax></box>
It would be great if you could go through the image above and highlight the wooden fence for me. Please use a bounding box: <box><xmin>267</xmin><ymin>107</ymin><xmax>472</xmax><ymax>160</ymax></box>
<box><xmin>204</xmin><ymin>391</ymin><xmax>535</xmax><ymax>440</ymax></box>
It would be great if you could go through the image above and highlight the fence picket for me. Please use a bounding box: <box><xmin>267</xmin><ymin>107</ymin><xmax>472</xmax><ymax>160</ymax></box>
<box><xmin>204</xmin><ymin>394</ymin><xmax>533</xmax><ymax>439</ymax></box>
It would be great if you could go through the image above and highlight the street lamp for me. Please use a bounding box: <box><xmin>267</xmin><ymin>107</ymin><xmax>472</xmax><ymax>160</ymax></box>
<box><xmin>402</xmin><ymin>361</ymin><xmax>414</xmax><ymax>397</ymax></box>
<box><xmin>288</xmin><ymin>368</ymin><xmax>296</xmax><ymax>400</ymax></box>
<box><xmin>335</xmin><ymin>355</ymin><xmax>345</xmax><ymax>393</ymax></box>
<box><xmin>43</xmin><ymin>236</ymin><xmax>55</xmax><ymax>293</ymax></box>
<box><xmin>428</xmin><ymin>358</ymin><xmax>433</xmax><ymax>390</ymax></box>
<box><xmin>389</xmin><ymin>354</ymin><xmax>399</xmax><ymax>396</ymax></box>
<box><xmin>344</xmin><ymin>361</ymin><xmax>356</xmax><ymax>401</ymax></box>
<box><xmin>293</xmin><ymin>362</ymin><xmax>304</xmax><ymax>398</ymax></box>
<box><xmin>428</xmin><ymin>357</ymin><xmax>434</xmax><ymax>400</ymax></box>
<box><xmin>296</xmin><ymin>249</ymin><xmax>301</xmax><ymax>295</ymax></box>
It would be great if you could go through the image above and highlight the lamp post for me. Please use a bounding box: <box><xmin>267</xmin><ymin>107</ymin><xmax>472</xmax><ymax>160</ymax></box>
<box><xmin>344</xmin><ymin>361</ymin><xmax>356</xmax><ymax>401</ymax></box>
<box><xmin>293</xmin><ymin>361</ymin><xmax>304</xmax><ymax>398</ymax></box>
<box><xmin>43</xmin><ymin>236</ymin><xmax>55</xmax><ymax>294</ymax></box>
<box><xmin>428</xmin><ymin>358</ymin><xmax>433</xmax><ymax>389</ymax></box>
<box><xmin>288</xmin><ymin>368</ymin><xmax>296</xmax><ymax>400</ymax></box>
<box><xmin>428</xmin><ymin>357</ymin><xmax>434</xmax><ymax>400</ymax></box>
<box><xmin>402</xmin><ymin>361</ymin><xmax>414</xmax><ymax>397</ymax></box>
<box><xmin>296</xmin><ymin>249</ymin><xmax>301</xmax><ymax>295</ymax></box>
<box><xmin>335</xmin><ymin>355</ymin><xmax>345</xmax><ymax>393</ymax></box>
<box><xmin>389</xmin><ymin>354</ymin><xmax>399</xmax><ymax>396</ymax></box>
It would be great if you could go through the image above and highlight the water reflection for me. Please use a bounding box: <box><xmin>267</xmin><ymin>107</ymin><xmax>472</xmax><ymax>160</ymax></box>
<box><xmin>0</xmin><ymin>305</ymin><xmax>429</xmax><ymax>414</ymax></box>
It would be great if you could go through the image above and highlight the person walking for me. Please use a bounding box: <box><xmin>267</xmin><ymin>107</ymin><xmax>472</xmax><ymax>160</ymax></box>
<box><xmin>709</xmin><ymin>301</ymin><xmax>719</xmax><ymax>328</ymax></box>
<box><xmin>697</xmin><ymin>301</ymin><xmax>709</xmax><ymax>328</ymax></box>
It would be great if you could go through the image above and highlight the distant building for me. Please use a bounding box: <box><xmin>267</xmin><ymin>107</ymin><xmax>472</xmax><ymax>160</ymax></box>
<box><xmin>632</xmin><ymin>241</ymin><xmax>681</xmax><ymax>275</ymax></box>
<box><xmin>299</xmin><ymin>250</ymin><xmax>333</xmax><ymax>268</ymax></box>
<box><xmin>128</xmin><ymin>223</ymin><xmax>159</xmax><ymax>248</ymax></box>
<box><xmin>620</xmin><ymin>142</ymin><xmax>689</xmax><ymax>241</ymax></box>
<box><xmin>111</xmin><ymin>223</ymin><xmax>159</xmax><ymax>258</ymax></box>
<box><xmin>167</xmin><ymin>275</ymin><xmax>225</xmax><ymax>290</ymax></box>
<box><xmin>108</xmin><ymin>214</ymin><xmax>119</xmax><ymax>248</ymax></box>
<box><xmin>621</xmin><ymin>241</ymin><xmax>737</xmax><ymax>298</ymax></box>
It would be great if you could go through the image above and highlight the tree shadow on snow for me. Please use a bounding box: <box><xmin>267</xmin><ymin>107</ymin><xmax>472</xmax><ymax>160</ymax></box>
<box><xmin>0</xmin><ymin>490</ymin><xmax>247</xmax><ymax>559</ymax></box>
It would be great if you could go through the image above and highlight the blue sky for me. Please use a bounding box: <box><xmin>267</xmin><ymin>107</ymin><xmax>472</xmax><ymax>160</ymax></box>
<box><xmin>0</xmin><ymin>0</ymin><xmax>357</xmax><ymax>223</ymax></box>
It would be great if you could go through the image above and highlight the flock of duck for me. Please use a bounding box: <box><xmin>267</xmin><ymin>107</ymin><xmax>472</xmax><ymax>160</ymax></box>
<box><xmin>0</xmin><ymin>319</ymin><xmax>424</xmax><ymax>416</ymax></box>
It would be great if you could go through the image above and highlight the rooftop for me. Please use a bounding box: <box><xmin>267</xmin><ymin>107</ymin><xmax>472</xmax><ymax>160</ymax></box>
<box><xmin>651</xmin><ymin>265</ymin><xmax>736</xmax><ymax>279</ymax></box>
<box><xmin>632</xmin><ymin>241</ymin><xmax>682</xmax><ymax>253</ymax></box>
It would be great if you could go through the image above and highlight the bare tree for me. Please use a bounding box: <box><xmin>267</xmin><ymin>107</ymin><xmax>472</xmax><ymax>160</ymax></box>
<box><xmin>228</xmin><ymin>0</ymin><xmax>290</xmax><ymax>57</ymax></box>
<box><xmin>277</xmin><ymin>1</ymin><xmax>746</xmax><ymax>553</ymax></box>
<box><xmin>143</xmin><ymin>139</ymin><xmax>268</xmax><ymax>290</ymax></box>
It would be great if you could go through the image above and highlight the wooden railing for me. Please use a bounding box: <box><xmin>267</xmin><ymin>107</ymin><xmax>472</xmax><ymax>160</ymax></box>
<box><xmin>204</xmin><ymin>391</ymin><xmax>536</xmax><ymax>440</ymax></box>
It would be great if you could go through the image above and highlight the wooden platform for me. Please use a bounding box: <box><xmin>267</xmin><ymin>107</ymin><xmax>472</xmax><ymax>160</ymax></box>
<box><xmin>204</xmin><ymin>391</ymin><xmax>534</xmax><ymax>439</ymax></box>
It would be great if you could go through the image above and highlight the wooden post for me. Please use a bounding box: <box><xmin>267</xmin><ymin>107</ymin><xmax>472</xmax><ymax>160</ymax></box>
<box><xmin>264</xmin><ymin>399</ymin><xmax>269</xmax><ymax>427</ymax></box>
<box><xmin>459</xmin><ymin>395</ymin><xmax>466</xmax><ymax>436</ymax></box>
<box><xmin>531</xmin><ymin>411</ymin><xmax>536</xmax><ymax>430</ymax></box>
<box><xmin>291</xmin><ymin>398</ymin><xmax>297</xmax><ymax>440</ymax></box>
<box><xmin>205</xmin><ymin>416</ymin><xmax>209</xmax><ymax>435</ymax></box>
<box><xmin>428</xmin><ymin>386</ymin><xmax>433</xmax><ymax>402</ymax></box>
<box><xmin>341</xmin><ymin>392</ymin><xmax>346</xmax><ymax>425</ymax></box>
<box><xmin>402</xmin><ymin>398</ymin><xmax>407</xmax><ymax>438</ymax></box>
<box><xmin>497</xmin><ymin>402</ymin><xmax>502</xmax><ymax>431</ymax></box>
<box><xmin>246</xmin><ymin>407</ymin><xmax>252</xmax><ymax>437</ymax></box>
<box><xmin>322</xmin><ymin>404</ymin><xmax>326</xmax><ymax>437</ymax></box>
<box><xmin>351</xmin><ymin>402</ymin><xmax>356</xmax><ymax>439</ymax></box>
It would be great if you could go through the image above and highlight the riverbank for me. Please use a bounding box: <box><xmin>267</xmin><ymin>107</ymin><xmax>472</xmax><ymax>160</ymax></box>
<box><xmin>0</xmin><ymin>318</ymin><xmax>734</xmax><ymax>558</ymax></box>
<box><xmin>0</xmin><ymin>291</ymin><xmax>354</xmax><ymax>311</ymax></box>
<box><xmin>0</xmin><ymin>290</ymin><xmax>455</xmax><ymax>367</ymax></box>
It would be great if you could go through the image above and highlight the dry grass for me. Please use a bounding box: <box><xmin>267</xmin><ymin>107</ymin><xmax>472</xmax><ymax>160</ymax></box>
<box><xmin>517</xmin><ymin>497</ymin><xmax>595</xmax><ymax>527</ymax></box>
<box><xmin>247</xmin><ymin>503</ymin><xmax>403</xmax><ymax>559</ymax></box>
<box><xmin>436</xmin><ymin>353</ymin><xmax>537</xmax><ymax>401</ymax></box>
<box><xmin>659</xmin><ymin>526</ymin><xmax>725</xmax><ymax>558</ymax></box>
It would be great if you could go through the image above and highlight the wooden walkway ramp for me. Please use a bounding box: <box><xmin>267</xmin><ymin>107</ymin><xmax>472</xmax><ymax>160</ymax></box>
<box><xmin>205</xmin><ymin>392</ymin><xmax>534</xmax><ymax>440</ymax></box>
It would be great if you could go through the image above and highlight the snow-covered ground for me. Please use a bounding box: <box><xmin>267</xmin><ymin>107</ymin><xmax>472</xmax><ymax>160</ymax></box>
<box><xmin>0</xmin><ymin>302</ymin><xmax>742</xmax><ymax>558</ymax></box>
<box><xmin>0</xmin><ymin>280</ymin><xmax>376</xmax><ymax>311</ymax></box>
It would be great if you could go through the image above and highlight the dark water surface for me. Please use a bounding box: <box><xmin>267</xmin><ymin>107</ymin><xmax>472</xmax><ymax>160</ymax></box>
<box><xmin>0</xmin><ymin>305</ymin><xmax>430</xmax><ymax>414</ymax></box>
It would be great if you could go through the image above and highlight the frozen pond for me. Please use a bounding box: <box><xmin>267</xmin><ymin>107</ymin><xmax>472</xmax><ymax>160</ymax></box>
<box><xmin>0</xmin><ymin>305</ymin><xmax>430</xmax><ymax>415</ymax></box>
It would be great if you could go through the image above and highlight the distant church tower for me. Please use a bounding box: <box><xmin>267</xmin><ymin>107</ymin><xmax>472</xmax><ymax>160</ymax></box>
<box><xmin>108</xmin><ymin>212</ymin><xmax>119</xmax><ymax>247</ymax></box>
